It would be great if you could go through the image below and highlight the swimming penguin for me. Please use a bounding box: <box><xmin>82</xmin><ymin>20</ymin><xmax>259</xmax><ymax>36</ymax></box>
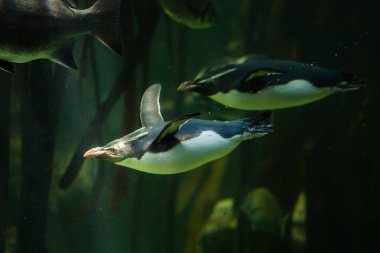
<box><xmin>83</xmin><ymin>84</ymin><xmax>272</xmax><ymax>174</ymax></box>
<box><xmin>0</xmin><ymin>0</ymin><xmax>121</xmax><ymax>73</ymax></box>
<box><xmin>177</xmin><ymin>55</ymin><xmax>366</xmax><ymax>110</ymax></box>
<box><xmin>159</xmin><ymin>0</ymin><xmax>216</xmax><ymax>29</ymax></box>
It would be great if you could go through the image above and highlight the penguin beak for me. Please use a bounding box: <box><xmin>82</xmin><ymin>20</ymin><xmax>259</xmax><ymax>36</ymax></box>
<box><xmin>177</xmin><ymin>81</ymin><xmax>201</xmax><ymax>92</ymax></box>
<box><xmin>83</xmin><ymin>147</ymin><xmax>108</xmax><ymax>158</ymax></box>
<box><xmin>177</xmin><ymin>81</ymin><xmax>216</xmax><ymax>96</ymax></box>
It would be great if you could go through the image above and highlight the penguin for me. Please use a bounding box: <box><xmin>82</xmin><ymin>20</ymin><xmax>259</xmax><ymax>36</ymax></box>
<box><xmin>177</xmin><ymin>55</ymin><xmax>366</xmax><ymax>110</ymax></box>
<box><xmin>83</xmin><ymin>84</ymin><xmax>272</xmax><ymax>174</ymax></box>
<box><xmin>0</xmin><ymin>0</ymin><xmax>121</xmax><ymax>73</ymax></box>
<box><xmin>159</xmin><ymin>0</ymin><xmax>216</xmax><ymax>29</ymax></box>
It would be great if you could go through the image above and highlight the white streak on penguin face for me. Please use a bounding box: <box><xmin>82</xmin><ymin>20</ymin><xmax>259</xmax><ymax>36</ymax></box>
<box><xmin>210</xmin><ymin>79</ymin><xmax>334</xmax><ymax>110</ymax></box>
<box><xmin>115</xmin><ymin>130</ymin><xmax>241</xmax><ymax>174</ymax></box>
<box><xmin>198</xmin><ymin>68</ymin><xmax>237</xmax><ymax>84</ymax></box>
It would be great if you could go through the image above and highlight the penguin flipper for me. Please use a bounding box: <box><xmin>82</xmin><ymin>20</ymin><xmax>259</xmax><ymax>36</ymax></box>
<box><xmin>0</xmin><ymin>61</ymin><xmax>14</xmax><ymax>73</ymax></box>
<box><xmin>239</xmin><ymin>69</ymin><xmax>285</xmax><ymax>93</ymax></box>
<box><xmin>140</xmin><ymin>84</ymin><xmax>165</xmax><ymax>127</ymax></box>
<box><xmin>91</xmin><ymin>0</ymin><xmax>121</xmax><ymax>54</ymax></box>
<box><xmin>50</xmin><ymin>42</ymin><xmax>78</xmax><ymax>70</ymax></box>
<box><xmin>153</xmin><ymin>112</ymin><xmax>201</xmax><ymax>144</ymax></box>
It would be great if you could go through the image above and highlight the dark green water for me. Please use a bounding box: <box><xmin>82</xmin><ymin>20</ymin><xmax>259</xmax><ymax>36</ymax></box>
<box><xmin>1</xmin><ymin>0</ymin><xmax>379</xmax><ymax>253</ymax></box>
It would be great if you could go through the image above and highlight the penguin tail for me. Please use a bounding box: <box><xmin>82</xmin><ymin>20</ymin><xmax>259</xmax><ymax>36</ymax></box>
<box><xmin>240</xmin><ymin>111</ymin><xmax>273</xmax><ymax>140</ymax></box>
<box><xmin>335</xmin><ymin>74</ymin><xmax>367</xmax><ymax>92</ymax></box>
<box><xmin>90</xmin><ymin>0</ymin><xmax>122</xmax><ymax>55</ymax></box>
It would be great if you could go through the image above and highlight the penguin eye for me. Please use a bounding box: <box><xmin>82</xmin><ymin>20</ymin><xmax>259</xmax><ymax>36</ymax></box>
<box><xmin>107</xmin><ymin>147</ymin><xmax>117</xmax><ymax>153</ymax></box>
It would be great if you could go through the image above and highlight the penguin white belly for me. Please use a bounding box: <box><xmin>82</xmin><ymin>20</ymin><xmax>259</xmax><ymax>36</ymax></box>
<box><xmin>211</xmin><ymin>80</ymin><xmax>334</xmax><ymax>110</ymax></box>
<box><xmin>115</xmin><ymin>131</ymin><xmax>240</xmax><ymax>174</ymax></box>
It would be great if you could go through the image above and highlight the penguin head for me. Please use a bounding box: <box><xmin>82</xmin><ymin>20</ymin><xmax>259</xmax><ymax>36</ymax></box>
<box><xmin>83</xmin><ymin>129</ymin><xmax>151</xmax><ymax>163</ymax></box>
<box><xmin>83</xmin><ymin>140</ymin><xmax>129</xmax><ymax>163</ymax></box>
<box><xmin>177</xmin><ymin>80</ymin><xmax>218</xmax><ymax>96</ymax></box>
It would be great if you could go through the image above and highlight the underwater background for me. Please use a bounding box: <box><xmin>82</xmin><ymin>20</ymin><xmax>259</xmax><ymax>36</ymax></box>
<box><xmin>1</xmin><ymin>0</ymin><xmax>379</xmax><ymax>252</ymax></box>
